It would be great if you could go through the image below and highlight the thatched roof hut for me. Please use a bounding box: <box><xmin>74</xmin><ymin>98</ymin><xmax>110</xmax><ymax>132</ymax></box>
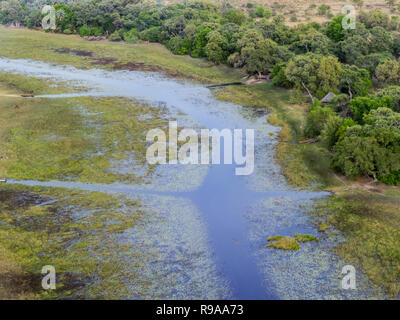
<box><xmin>321</xmin><ymin>92</ymin><xmax>336</xmax><ymax>103</ymax></box>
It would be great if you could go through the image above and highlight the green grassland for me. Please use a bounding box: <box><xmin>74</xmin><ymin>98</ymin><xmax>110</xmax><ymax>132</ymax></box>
<box><xmin>0</xmin><ymin>27</ymin><xmax>400</xmax><ymax>298</ymax></box>
<box><xmin>0</xmin><ymin>26</ymin><xmax>242</xmax><ymax>84</ymax></box>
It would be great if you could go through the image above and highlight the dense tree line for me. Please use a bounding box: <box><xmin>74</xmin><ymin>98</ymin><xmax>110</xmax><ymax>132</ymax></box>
<box><xmin>1</xmin><ymin>0</ymin><xmax>400</xmax><ymax>184</ymax></box>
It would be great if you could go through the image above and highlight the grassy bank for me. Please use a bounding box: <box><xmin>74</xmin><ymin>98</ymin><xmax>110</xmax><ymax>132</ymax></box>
<box><xmin>0</xmin><ymin>26</ymin><xmax>242</xmax><ymax>84</ymax></box>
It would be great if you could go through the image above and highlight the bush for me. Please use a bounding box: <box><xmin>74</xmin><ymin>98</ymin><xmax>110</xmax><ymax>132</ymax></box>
<box><xmin>349</xmin><ymin>95</ymin><xmax>394</xmax><ymax>124</ymax></box>
<box><xmin>139</xmin><ymin>26</ymin><xmax>161</xmax><ymax>42</ymax></box>
<box><xmin>320</xmin><ymin>116</ymin><xmax>356</xmax><ymax>149</ymax></box>
<box><xmin>271</xmin><ymin>63</ymin><xmax>294</xmax><ymax>88</ymax></box>
<box><xmin>333</xmin><ymin>108</ymin><xmax>400</xmax><ymax>180</ymax></box>
<box><xmin>378</xmin><ymin>171</ymin><xmax>400</xmax><ymax>185</ymax></box>
<box><xmin>166</xmin><ymin>37</ymin><xmax>191</xmax><ymax>55</ymax></box>
<box><xmin>263</xmin><ymin>8</ymin><xmax>272</xmax><ymax>19</ymax></box>
<box><xmin>318</xmin><ymin>5</ymin><xmax>330</xmax><ymax>16</ymax></box>
<box><xmin>255</xmin><ymin>6</ymin><xmax>265</xmax><ymax>18</ymax></box>
<box><xmin>122</xmin><ymin>29</ymin><xmax>139</xmax><ymax>44</ymax></box>
<box><xmin>375</xmin><ymin>60</ymin><xmax>400</xmax><ymax>86</ymax></box>
<box><xmin>78</xmin><ymin>25</ymin><xmax>103</xmax><ymax>37</ymax></box>
<box><xmin>108</xmin><ymin>31</ymin><xmax>122</xmax><ymax>41</ymax></box>
<box><xmin>377</xmin><ymin>86</ymin><xmax>400</xmax><ymax>111</ymax></box>
<box><xmin>304</xmin><ymin>101</ymin><xmax>335</xmax><ymax>138</ymax></box>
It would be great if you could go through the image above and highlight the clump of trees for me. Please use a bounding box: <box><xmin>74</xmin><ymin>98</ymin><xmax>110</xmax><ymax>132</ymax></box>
<box><xmin>1</xmin><ymin>0</ymin><xmax>400</xmax><ymax>184</ymax></box>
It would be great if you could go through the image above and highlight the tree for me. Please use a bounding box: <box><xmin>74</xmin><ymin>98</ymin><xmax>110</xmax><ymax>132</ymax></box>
<box><xmin>54</xmin><ymin>4</ymin><xmax>76</xmax><ymax>33</ymax></box>
<box><xmin>190</xmin><ymin>25</ymin><xmax>211</xmax><ymax>58</ymax></box>
<box><xmin>340</xmin><ymin>35</ymin><xmax>369</xmax><ymax>64</ymax></box>
<box><xmin>162</xmin><ymin>15</ymin><xmax>187</xmax><ymax>38</ymax></box>
<box><xmin>237</xmin><ymin>29</ymin><xmax>263</xmax><ymax>49</ymax></box>
<box><xmin>333</xmin><ymin>108</ymin><xmax>400</xmax><ymax>181</ymax></box>
<box><xmin>369</xmin><ymin>26</ymin><xmax>393</xmax><ymax>53</ymax></box>
<box><xmin>240</xmin><ymin>38</ymin><xmax>280</xmax><ymax>76</ymax></box>
<box><xmin>377</xmin><ymin>86</ymin><xmax>400</xmax><ymax>111</ymax></box>
<box><xmin>319</xmin><ymin>115</ymin><xmax>354</xmax><ymax>149</ymax></box>
<box><xmin>375</xmin><ymin>60</ymin><xmax>400</xmax><ymax>86</ymax></box>
<box><xmin>271</xmin><ymin>63</ymin><xmax>294</xmax><ymax>88</ymax></box>
<box><xmin>341</xmin><ymin>65</ymin><xmax>372</xmax><ymax>99</ymax></box>
<box><xmin>317</xmin><ymin>56</ymin><xmax>343</xmax><ymax>96</ymax></box>
<box><xmin>223</xmin><ymin>8</ymin><xmax>246</xmax><ymax>26</ymax></box>
<box><xmin>295</xmin><ymin>29</ymin><xmax>332</xmax><ymax>55</ymax></box>
<box><xmin>332</xmin><ymin>127</ymin><xmax>381</xmax><ymax>179</ymax></box>
<box><xmin>326</xmin><ymin>15</ymin><xmax>345</xmax><ymax>42</ymax></box>
<box><xmin>205</xmin><ymin>31</ymin><xmax>227</xmax><ymax>64</ymax></box>
<box><xmin>285</xmin><ymin>53</ymin><xmax>322</xmax><ymax>102</ymax></box>
<box><xmin>349</xmin><ymin>95</ymin><xmax>394</xmax><ymax>123</ymax></box>
<box><xmin>354</xmin><ymin>52</ymin><xmax>394</xmax><ymax>76</ymax></box>
<box><xmin>0</xmin><ymin>0</ymin><xmax>25</xmax><ymax>27</ymax></box>
<box><xmin>359</xmin><ymin>10</ymin><xmax>390</xmax><ymax>29</ymax></box>
<box><xmin>285</xmin><ymin>54</ymin><xmax>343</xmax><ymax>101</ymax></box>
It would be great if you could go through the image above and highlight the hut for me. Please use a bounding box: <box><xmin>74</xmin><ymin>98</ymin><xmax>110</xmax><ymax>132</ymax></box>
<box><xmin>321</xmin><ymin>92</ymin><xmax>336</xmax><ymax>104</ymax></box>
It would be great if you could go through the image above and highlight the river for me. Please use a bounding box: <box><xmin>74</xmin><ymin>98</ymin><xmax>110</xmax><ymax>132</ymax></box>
<box><xmin>0</xmin><ymin>57</ymin><xmax>379</xmax><ymax>299</ymax></box>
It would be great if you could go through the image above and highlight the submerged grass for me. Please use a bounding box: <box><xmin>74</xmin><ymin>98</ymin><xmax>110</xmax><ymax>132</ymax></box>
<box><xmin>0</xmin><ymin>76</ymin><xmax>168</xmax><ymax>183</ymax></box>
<box><xmin>0</xmin><ymin>183</ymin><xmax>145</xmax><ymax>299</ymax></box>
<box><xmin>0</xmin><ymin>72</ymin><xmax>78</xmax><ymax>96</ymax></box>
<box><xmin>312</xmin><ymin>187</ymin><xmax>400</xmax><ymax>297</ymax></box>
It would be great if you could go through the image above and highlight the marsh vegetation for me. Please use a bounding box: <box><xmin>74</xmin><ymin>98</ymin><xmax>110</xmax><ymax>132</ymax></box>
<box><xmin>0</xmin><ymin>0</ymin><xmax>400</xmax><ymax>299</ymax></box>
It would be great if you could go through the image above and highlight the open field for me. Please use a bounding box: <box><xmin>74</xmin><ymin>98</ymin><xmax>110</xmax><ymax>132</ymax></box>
<box><xmin>151</xmin><ymin>0</ymin><xmax>400</xmax><ymax>25</ymax></box>
<box><xmin>0</xmin><ymin>27</ymin><xmax>400</xmax><ymax>298</ymax></box>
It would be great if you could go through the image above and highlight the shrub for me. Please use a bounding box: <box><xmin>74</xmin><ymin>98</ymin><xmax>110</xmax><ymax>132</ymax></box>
<box><xmin>255</xmin><ymin>6</ymin><xmax>265</xmax><ymax>17</ymax></box>
<box><xmin>375</xmin><ymin>60</ymin><xmax>400</xmax><ymax>86</ymax></box>
<box><xmin>139</xmin><ymin>26</ymin><xmax>161</xmax><ymax>42</ymax></box>
<box><xmin>318</xmin><ymin>5</ymin><xmax>330</xmax><ymax>16</ymax></box>
<box><xmin>378</xmin><ymin>171</ymin><xmax>400</xmax><ymax>185</ymax></box>
<box><xmin>108</xmin><ymin>31</ymin><xmax>122</xmax><ymax>41</ymax></box>
<box><xmin>304</xmin><ymin>101</ymin><xmax>335</xmax><ymax>138</ymax></box>
<box><xmin>349</xmin><ymin>95</ymin><xmax>394</xmax><ymax>124</ymax></box>
<box><xmin>78</xmin><ymin>25</ymin><xmax>103</xmax><ymax>37</ymax></box>
<box><xmin>122</xmin><ymin>29</ymin><xmax>139</xmax><ymax>44</ymax></box>
<box><xmin>377</xmin><ymin>86</ymin><xmax>400</xmax><ymax>111</ymax></box>
<box><xmin>270</xmin><ymin>63</ymin><xmax>294</xmax><ymax>88</ymax></box>
<box><xmin>166</xmin><ymin>37</ymin><xmax>191</xmax><ymax>55</ymax></box>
